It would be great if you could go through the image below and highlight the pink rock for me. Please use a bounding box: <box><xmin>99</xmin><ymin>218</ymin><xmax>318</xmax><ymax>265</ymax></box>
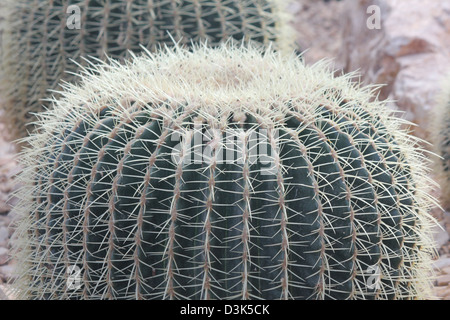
<box><xmin>290</xmin><ymin>0</ymin><xmax>346</xmax><ymax>68</ymax></box>
<box><xmin>338</xmin><ymin>0</ymin><xmax>450</xmax><ymax>140</ymax></box>
<box><xmin>0</xmin><ymin>248</ymin><xmax>8</xmax><ymax>265</ymax></box>
<box><xmin>0</xmin><ymin>265</ymin><xmax>14</xmax><ymax>281</ymax></box>
<box><xmin>436</xmin><ymin>274</ymin><xmax>450</xmax><ymax>286</ymax></box>
<box><xmin>0</xmin><ymin>227</ymin><xmax>7</xmax><ymax>245</ymax></box>
<box><xmin>433</xmin><ymin>257</ymin><xmax>450</xmax><ymax>270</ymax></box>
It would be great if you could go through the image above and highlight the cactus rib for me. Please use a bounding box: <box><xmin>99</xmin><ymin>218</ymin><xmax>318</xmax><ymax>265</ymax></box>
<box><xmin>12</xmin><ymin>44</ymin><xmax>437</xmax><ymax>300</ymax></box>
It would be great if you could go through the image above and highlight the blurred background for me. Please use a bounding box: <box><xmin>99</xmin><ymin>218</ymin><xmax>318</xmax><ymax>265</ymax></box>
<box><xmin>0</xmin><ymin>0</ymin><xmax>449</xmax><ymax>299</ymax></box>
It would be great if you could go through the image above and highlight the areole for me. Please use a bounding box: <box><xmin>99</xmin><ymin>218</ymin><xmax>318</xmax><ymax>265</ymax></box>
<box><xmin>11</xmin><ymin>43</ymin><xmax>437</xmax><ymax>300</ymax></box>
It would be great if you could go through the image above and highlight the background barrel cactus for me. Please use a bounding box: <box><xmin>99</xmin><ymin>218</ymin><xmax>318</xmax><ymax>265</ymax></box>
<box><xmin>0</xmin><ymin>0</ymin><xmax>294</xmax><ymax>144</ymax></box>
<box><xmin>12</xmin><ymin>44</ymin><xmax>437</xmax><ymax>300</ymax></box>
<box><xmin>430</xmin><ymin>78</ymin><xmax>450</xmax><ymax>210</ymax></box>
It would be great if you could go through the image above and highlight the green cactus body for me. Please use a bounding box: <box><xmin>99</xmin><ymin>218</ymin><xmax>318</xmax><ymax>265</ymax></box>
<box><xmin>0</xmin><ymin>0</ymin><xmax>294</xmax><ymax>143</ymax></box>
<box><xmin>12</xmin><ymin>44</ymin><xmax>436</xmax><ymax>300</ymax></box>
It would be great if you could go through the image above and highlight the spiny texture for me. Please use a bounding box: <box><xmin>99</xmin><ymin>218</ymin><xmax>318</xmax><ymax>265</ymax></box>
<box><xmin>13</xmin><ymin>44</ymin><xmax>437</xmax><ymax>300</ymax></box>
<box><xmin>0</xmin><ymin>0</ymin><xmax>294</xmax><ymax>143</ymax></box>
<box><xmin>430</xmin><ymin>78</ymin><xmax>450</xmax><ymax>210</ymax></box>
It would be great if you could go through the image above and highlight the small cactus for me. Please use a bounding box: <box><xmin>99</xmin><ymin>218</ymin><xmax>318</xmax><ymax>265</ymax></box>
<box><xmin>0</xmin><ymin>0</ymin><xmax>294</xmax><ymax>143</ymax></box>
<box><xmin>12</xmin><ymin>44</ymin><xmax>436</xmax><ymax>300</ymax></box>
<box><xmin>430</xmin><ymin>78</ymin><xmax>450</xmax><ymax>210</ymax></box>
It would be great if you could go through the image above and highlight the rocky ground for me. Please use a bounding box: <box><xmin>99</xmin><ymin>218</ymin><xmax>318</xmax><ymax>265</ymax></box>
<box><xmin>289</xmin><ymin>0</ymin><xmax>346</xmax><ymax>69</ymax></box>
<box><xmin>0</xmin><ymin>0</ymin><xmax>449</xmax><ymax>300</ymax></box>
<box><xmin>0</xmin><ymin>113</ymin><xmax>20</xmax><ymax>300</ymax></box>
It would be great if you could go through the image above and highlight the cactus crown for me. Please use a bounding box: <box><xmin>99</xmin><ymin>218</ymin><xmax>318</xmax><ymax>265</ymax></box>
<box><xmin>0</xmin><ymin>0</ymin><xmax>295</xmax><ymax>143</ymax></box>
<box><xmin>12</xmin><ymin>43</ymin><xmax>437</xmax><ymax>300</ymax></box>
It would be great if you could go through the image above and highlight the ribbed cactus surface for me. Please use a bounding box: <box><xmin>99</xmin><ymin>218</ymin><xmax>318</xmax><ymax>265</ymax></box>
<box><xmin>0</xmin><ymin>0</ymin><xmax>294</xmax><ymax>143</ymax></box>
<box><xmin>13</xmin><ymin>44</ymin><xmax>436</xmax><ymax>300</ymax></box>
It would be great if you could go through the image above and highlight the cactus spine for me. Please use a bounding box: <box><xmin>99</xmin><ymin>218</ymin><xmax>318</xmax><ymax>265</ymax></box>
<box><xmin>0</xmin><ymin>0</ymin><xmax>294</xmax><ymax>143</ymax></box>
<box><xmin>12</xmin><ymin>44</ymin><xmax>436</xmax><ymax>300</ymax></box>
<box><xmin>430</xmin><ymin>77</ymin><xmax>450</xmax><ymax>210</ymax></box>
